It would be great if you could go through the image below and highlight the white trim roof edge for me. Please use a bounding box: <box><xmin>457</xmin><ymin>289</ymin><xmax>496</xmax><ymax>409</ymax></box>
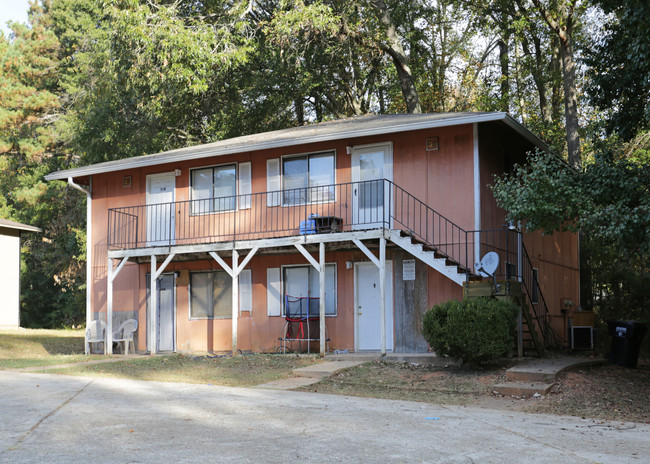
<box><xmin>45</xmin><ymin>112</ymin><xmax>546</xmax><ymax>181</ymax></box>
<box><xmin>0</xmin><ymin>219</ymin><xmax>41</xmax><ymax>233</ymax></box>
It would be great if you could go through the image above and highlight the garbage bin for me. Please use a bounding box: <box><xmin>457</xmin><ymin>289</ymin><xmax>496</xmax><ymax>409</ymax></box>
<box><xmin>606</xmin><ymin>320</ymin><xmax>647</xmax><ymax>368</ymax></box>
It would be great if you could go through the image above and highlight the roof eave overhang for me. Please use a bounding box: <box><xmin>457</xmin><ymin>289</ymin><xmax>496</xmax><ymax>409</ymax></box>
<box><xmin>45</xmin><ymin>112</ymin><xmax>548</xmax><ymax>181</ymax></box>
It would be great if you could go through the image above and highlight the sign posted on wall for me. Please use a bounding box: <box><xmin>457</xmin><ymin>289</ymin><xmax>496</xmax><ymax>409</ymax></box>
<box><xmin>403</xmin><ymin>259</ymin><xmax>416</xmax><ymax>281</ymax></box>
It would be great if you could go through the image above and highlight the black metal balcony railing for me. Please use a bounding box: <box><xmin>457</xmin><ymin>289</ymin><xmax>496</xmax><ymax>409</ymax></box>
<box><xmin>107</xmin><ymin>178</ymin><xmax>550</xmax><ymax>343</ymax></box>
<box><xmin>108</xmin><ymin>179</ymin><xmax>469</xmax><ymax>260</ymax></box>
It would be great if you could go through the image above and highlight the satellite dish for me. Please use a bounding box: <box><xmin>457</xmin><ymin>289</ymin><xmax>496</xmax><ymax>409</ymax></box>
<box><xmin>477</xmin><ymin>252</ymin><xmax>499</xmax><ymax>278</ymax></box>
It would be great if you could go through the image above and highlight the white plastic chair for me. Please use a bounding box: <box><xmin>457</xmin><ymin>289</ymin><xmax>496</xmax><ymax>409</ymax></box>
<box><xmin>113</xmin><ymin>319</ymin><xmax>138</xmax><ymax>355</ymax></box>
<box><xmin>85</xmin><ymin>320</ymin><xmax>106</xmax><ymax>355</ymax></box>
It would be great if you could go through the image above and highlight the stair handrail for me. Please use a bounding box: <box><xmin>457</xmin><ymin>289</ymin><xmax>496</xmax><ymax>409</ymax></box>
<box><xmin>520</xmin><ymin>241</ymin><xmax>553</xmax><ymax>346</ymax></box>
<box><xmin>386</xmin><ymin>179</ymin><xmax>471</xmax><ymax>273</ymax></box>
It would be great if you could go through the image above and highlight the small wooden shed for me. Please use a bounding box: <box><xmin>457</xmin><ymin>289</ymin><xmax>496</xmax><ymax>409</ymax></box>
<box><xmin>0</xmin><ymin>219</ymin><xmax>41</xmax><ymax>328</ymax></box>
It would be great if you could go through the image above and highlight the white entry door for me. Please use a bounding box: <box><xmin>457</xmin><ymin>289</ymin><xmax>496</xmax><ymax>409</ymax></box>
<box><xmin>147</xmin><ymin>273</ymin><xmax>175</xmax><ymax>352</ymax></box>
<box><xmin>356</xmin><ymin>261</ymin><xmax>393</xmax><ymax>351</ymax></box>
<box><xmin>351</xmin><ymin>143</ymin><xmax>393</xmax><ymax>229</ymax></box>
<box><xmin>146</xmin><ymin>172</ymin><xmax>175</xmax><ymax>246</ymax></box>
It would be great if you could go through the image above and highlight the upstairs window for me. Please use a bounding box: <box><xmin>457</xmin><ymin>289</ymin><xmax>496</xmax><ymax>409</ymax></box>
<box><xmin>191</xmin><ymin>163</ymin><xmax>251</xmax><ymax>213</ymax></box>
<box><xmin>282</xmin><ymin>152</ymin><xmax>335</xmax><ymax>205</ymax></box>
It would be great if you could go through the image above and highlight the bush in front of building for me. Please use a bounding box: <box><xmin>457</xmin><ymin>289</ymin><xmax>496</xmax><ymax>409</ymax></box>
<box><xmin>422</xmin><ymin>298</ymin><xmax>519</xmax><ymax>363</ymax></box>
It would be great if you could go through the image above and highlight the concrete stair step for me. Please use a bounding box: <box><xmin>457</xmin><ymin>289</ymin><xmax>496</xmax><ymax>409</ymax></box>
<box><xmin>493</xmin><ymin>381</ymin><xmax>555</xmax><ymax>397</ymax></box>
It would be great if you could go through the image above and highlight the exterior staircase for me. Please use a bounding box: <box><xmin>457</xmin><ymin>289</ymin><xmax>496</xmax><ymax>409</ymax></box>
<box><xmin>463</xmin><ymin>279</ymin><xmax>545</xmax><ymax>357</ymax></box>
<box><xmin>388</xmin><ymin>230</ymin><xmax>467</xmax><ymax>286</ymax></box>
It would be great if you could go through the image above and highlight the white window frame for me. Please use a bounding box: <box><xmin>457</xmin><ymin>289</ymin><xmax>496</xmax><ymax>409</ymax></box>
<box><xmin>188</xmin><ymin>269</ymin><xmax>252</xmax><ymax>319</ymax></box>
<box><xmin>280</xmin><ymin>263</ymin><xmax>337</xmax><ymax>317</ymax></box>
<box><xmin>190</xmin><ymin>161</ymin><xmax>251</xmax><ymax>215</ymax></box>
<box><xmin>280</xmin><ymin>150</ymin><xmax>337</xmax><ymax>207</ymax></box>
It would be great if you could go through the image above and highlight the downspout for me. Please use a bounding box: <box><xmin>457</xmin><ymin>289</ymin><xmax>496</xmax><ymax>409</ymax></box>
<box><xmin>67</xmin><ymin>177</ymin><xmax>92</xmax><ymax>336</ymax></box>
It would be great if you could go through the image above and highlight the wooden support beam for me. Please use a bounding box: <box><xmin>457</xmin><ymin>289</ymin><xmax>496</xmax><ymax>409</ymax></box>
<box><xmin>235</xmin><ymin>245</ymin><xmax>259</xmax><ymax>276</ymax></box>
<box><xmin>107</xmin><ymin>256</ymin><xmax>129</xmax><ymax>356</ymax></box>
<box><xmin>294</xmin><ymin>242</ymin><xmax>321</xmax><ymax>272</ymax></box>
<box><xmin>150</xmin><ymin>255</ymin><xmax>158</xmax><ymax>356</ymax></box>
<box><xmin>153</xmin><ymin>253</ymin><xmax>175</xmax><ymax>280</ymax></box>
<box><xmin>231</xmin><ymin>249</ymin><xmax>239</xmax><ymax>355</ymax></box>
<box><xmin>353</xmin><ymin>239</ymin><xmax>380</xmax><ymax>268</ymax></box>
<box><xmin>379</xmin><ymin>236</ymin><xmax>386</xmax><ymax>356</ymax></box>
<box><xmin>106</xmin><ymin>258</ymin><xmax>113</xmax><ymax>355</ymax></box>
<box><xmin>319</xmin><ymin>242</ymin><xmax>326</xmax><ymax>356</ymax></box>
<box><xmin>209</xmin><ymin>251</ymin><xmax>233</xmax><ymax>277</ymax></box>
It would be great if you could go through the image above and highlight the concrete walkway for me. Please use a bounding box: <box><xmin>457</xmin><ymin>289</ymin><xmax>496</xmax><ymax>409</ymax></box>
<box><xmin>256</xmin><ymin>360</ymin><xmax>362</xmax><ymax>389</ymax></box>
<box><xmin>1</xmin><ymin>370</ymin><xmax>647</xmax><ymax>463</ymax></box>
<box><xmin>494</xmin><ymin>356</ymin><xmax>606</xmax><ymax>397</ymax></box>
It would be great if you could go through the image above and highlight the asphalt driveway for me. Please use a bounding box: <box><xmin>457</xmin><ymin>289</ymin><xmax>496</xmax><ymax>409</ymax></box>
<box><xmin>1</xmin><ymin>371</ymin><xmax>647</xmax><ymax>463</ymax></box>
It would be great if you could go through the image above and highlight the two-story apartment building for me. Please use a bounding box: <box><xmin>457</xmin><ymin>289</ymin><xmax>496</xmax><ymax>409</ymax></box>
<box><xmin>46</xmin><ymin>113</ymin><xmax>580</xmax><ymax>356</ymax></box>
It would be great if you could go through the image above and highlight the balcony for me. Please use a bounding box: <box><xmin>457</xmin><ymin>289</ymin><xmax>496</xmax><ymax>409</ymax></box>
<box><xmin>108</xmin><ymin>179</ymin><xmax>468</xmax><ymax>260</ymax></box>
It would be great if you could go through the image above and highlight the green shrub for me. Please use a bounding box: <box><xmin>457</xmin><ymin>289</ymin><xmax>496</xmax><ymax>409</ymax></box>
<box><xmin>422</xmin><ymin>298</ymin><xmax>519</xmax><ymax>363</ymax></box>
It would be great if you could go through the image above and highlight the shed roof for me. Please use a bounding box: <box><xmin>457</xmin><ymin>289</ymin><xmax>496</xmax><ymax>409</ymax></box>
<box><xmin>45</xmin><ymin>112</ymin><xmax>547</xmax><ymax>181</ymax></box>
<box><xmin>0</xmin><ymin>218</ymin><xmax>41</xmax><ymax>233</ymax></box>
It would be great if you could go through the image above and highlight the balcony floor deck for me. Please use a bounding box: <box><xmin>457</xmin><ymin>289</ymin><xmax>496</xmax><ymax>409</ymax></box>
<box><xmin>107</xmin><ymin>228</ymin><xmax>389</xmax><ymax>262</ymax></box>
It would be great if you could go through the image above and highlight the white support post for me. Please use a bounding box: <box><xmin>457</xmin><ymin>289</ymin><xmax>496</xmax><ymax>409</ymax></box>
<box><xmin>379</xmin><ymin>236</ymin><xmax>386</xmax><ymax>356</ymax></box>
<box><xmin>231</xmin><ymin>249</ymin><xmax>239</xmax><ymax>355</ymax></box>
<box><xmin>106</xmin><ymin>256</ymin><xmax>129</xmax><ymax>355</ymax></box>
<box><xmin>150</xmin><ymin>255</ymin><xmax>158</xmax><ymax>356</ymax></box>
<box><xmin>319</xmin><ymin>242</ymin><xmax>326</xmax><ymax>356</ymax></box>
<box><xmin>149</xmin><ymin>253</ymin><xmax>175</xmax><ymax>356</ymax></box>
<box><xmin>106</xmin><ymin>258</ymin><xmax>113</xmax><ymax>355</ymax></box>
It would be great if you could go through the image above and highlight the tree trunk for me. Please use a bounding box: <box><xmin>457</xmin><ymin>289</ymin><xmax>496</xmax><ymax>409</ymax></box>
<box><xmin>531</xmin><ymin>35</ymin><xmax>552</xmax><ymax>124</ymax></box>
<box><xmin>550</xmin><ymin>35</ymin><xmax>562</xmax><ymax>121</ymax></box>
<box><xmin>514</xmin><ymin>40</ymin><xmax>527</xmax><ymax>122</ymax></box>
<box><xmin>498</xmin><ymin>39</ymin><xmax>509</xmax><ymax>113</ymax></box>
<box><xmin>530</xmin><ymin>0</ymin><xmax>581</xmax><ymax>168</ymax></box>
<box><xmin>558</xmin><ymin>28</ymin><xmax>581</xmax><ymax>169</ymax></box>
<box><xmin>369</xmin><ymin>0</ymin><xmax>421</xmax><ymax>113</ymax></box>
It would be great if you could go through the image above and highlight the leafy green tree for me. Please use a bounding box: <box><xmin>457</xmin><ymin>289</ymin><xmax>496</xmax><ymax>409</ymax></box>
<box><xmin>58</xmin><ymin>0</ymin><xmax>257</xmax><ymax>164</ymax></box>
<box><xmin>491</xmin><ymin>138</ymin><xmax>650</xmax><ymax>344</ymax></box>
<box><xmin>586</xmin><ymin>0</ymin><xmax>650</xmax><ymax>140</ymax></box>
<box><xmin>0</xmin><ymin>0</ymin><xmax>86</xmax><ymax>327</ymax></box>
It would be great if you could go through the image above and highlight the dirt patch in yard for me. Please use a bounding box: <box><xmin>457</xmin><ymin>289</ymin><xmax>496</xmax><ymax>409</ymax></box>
<box><xmin>299</xmin><ymin>360</ymin><xmax>511</xmax><ymax>406</ymax></box>
<box><xmin>524</xmin><ymin>362</ymin><xmax>650</xmax><ymax>424</ymax></box>
<box><xmin>300</xmin><ymin>359</ymin><xmax>650</xmax><ymax>423</ymax></box>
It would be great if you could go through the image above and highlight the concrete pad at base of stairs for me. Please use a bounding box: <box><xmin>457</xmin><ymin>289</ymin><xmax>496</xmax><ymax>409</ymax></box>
<box><xmin>492</xmin><ymin>381</ymin><xmax>555</xmax><ymax>397</ymax></box>
<box><xmin>506</xmin><ymin>356</ymin><xmax>605</xmax><ymax>383</ymax></box>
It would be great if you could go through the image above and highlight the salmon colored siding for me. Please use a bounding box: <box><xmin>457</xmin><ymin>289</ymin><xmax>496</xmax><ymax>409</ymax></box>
<box><xmin>86</xmin><ymin>121</ymin><xmax>580</xmax><ymax>353</ymax></box>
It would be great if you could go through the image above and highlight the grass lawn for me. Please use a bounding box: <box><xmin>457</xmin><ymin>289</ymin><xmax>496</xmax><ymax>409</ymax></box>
<box><xmin>44</xmin><ymin>353</ymin><xmax>321</xmax><ymax>387</ymax></box>
<box><xmin>1</xmin><ymin>327</ymin><xmax>320</xmax><ymax>386</ymax></box>
<box><xmin>0</xmin><ymin>328</ymin><xmax>92</xmax><ymax>369</ymax></box>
